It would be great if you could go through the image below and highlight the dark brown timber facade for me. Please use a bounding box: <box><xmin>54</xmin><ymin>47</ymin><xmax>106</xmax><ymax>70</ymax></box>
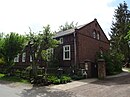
<box><xmin>54</xmin><ymin>19</ymin><xmax>109</xmax><ymax>68</ymax></box>
<box><xmin>14</xmin><ymin>19</ymin><xmax>109</xmax><ymax>76</ymax></box>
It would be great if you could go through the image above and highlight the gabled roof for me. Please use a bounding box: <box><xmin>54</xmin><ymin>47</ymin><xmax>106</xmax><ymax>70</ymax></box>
<box><xmin>53</xmin><ymin>28</ymin><xmax>75</xmax><ymax>38</ymax></box>
<box><xmin>53</xmin><ymin>19</ymin><xmax>96</xmax><ymax>38</ymax></box>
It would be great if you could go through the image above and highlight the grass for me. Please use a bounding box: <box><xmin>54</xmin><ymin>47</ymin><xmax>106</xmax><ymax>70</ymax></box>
<box><xmin>0</xmin><ymin>73</ymin><xmax>29</xmax><ymax>83</ymax></box>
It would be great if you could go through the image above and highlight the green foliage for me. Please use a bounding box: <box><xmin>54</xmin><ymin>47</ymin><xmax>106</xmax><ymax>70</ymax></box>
<box><xmin>0</xmin><ymin>73</ymin><xmax>5</xmax><ymax>77</ymax></box>
<box><xmin>102</xmin><ymin>51</ymin><xmax>124</xmax><ymax>75</ymax></box>
<box><xmin>0</xmin><ymin>58</ymin><xmax>5</xmax><ymax>66</ymax></box>
<box><xmin>26</xmin><ymin>25</ymin><xmax>59</xmax><ymax>79</ymax></box>
<box><xmin>1</xmin><ymin>32</ymin><xmax>26</xmax><ymax>67</ymax></box>
<box><xmin>110</xmin><ymin>2</ymin><xmax>130</xmax><ymax>60</ymax></box>
<box><xmin>47</xmin><ymin>75</ymin><xmax>71</xmax><ymax>84</ymax></box>
<box><xmin>60</xmin><ymin>75</ymin><xmax>71</xmax><ymax>83</ymax></box>
<box><xmin>71</xmin><ymin>74</ymin><xmax>84</xmax><ymax>80</ymax></box>
<box><xmin>59</xmin><ymin>21</ymin><xmax>78</xmax><ymax>31</ymax></box>
<box><xmin>125</xmin><ymin>29</ymin><xmax>130</xmax><ymax>40</ymax></box>
<box><xmin>0</xmin><ymin>33</ymin><xmax>4</xmax><ymax>58</ymax></box>
<box><xmin>47</xmin><ymin>75</ymin><xmax>60</xmax><ymax>84</ymax></box>
<box><xmin>0</xmin><ymin>73</ymin><xmax>29</xmax><ymax>83</ymax></box>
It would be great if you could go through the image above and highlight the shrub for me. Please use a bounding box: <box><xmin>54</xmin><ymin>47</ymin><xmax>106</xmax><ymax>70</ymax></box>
<box><xmin>0</xmin><ymin>58</ymin><xmax>5</xmax><ymax>66</ymax></box>
<box><xmin>112</xmin><ymin>52</ymin><xmax>124</xmax><ymax>72</ymax></box>
<box><xmin>53</xmin><ymin>79</ymin><xmax>61</xmax><ymax>84</ymax></box>
<box><xmin>71</xmin><ymin>74</ymin><xmax>84</xmax><ymax>80</ymax></box>
<box><xmin>47</xmin><ymin>75</ymin><xmax>72</xmax><ymax>84</ymax></box>
<box><xmin>101</xmin><ymin>51</ymin><xmax>124</xmax><ymax>75</ymax></box>
<box><xmin>47</xmin><ymin>75</ymin><xmax>60</xmax><ymax>84</ymax></box>
<box><xmin>60</xmin><ymin>75</ymin><xmax>71</xmax><ymax>83</ymax></box>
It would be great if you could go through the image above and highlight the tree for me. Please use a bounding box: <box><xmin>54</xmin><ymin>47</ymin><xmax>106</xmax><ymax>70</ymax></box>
<box><xmin>59</xmin><ymin>21</ymin><xmax>78</xmax><ymax>31</ymax></box>
<box><xmin>26</xmin><ymin>25</ymin><xmax>58</xmax><ymax>82</ymax></box>
<box><xmin>110</xmin><ymin>2</ymin><xmax>130</xmax><ymax>60</ymax></box>
<box><xmin>2</xmin><ymin>32</ymin><xmax>26</xmax><ymax>71</ymax></box>
<box><xmin>0</xmin><ymin>33</ymin><xmax>4</xmax><ymax>58</ymax></box>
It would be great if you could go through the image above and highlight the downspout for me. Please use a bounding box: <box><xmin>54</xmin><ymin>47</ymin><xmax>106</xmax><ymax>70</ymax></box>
<box><xmin>73</xmin><ymin>32</ymin><xmax>77</xmax><ymax>69</ymax></box>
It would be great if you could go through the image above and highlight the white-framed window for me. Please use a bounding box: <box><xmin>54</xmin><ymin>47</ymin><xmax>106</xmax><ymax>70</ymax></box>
<box><xmin>63</xmin><ymin>45</ymin><xmax>71</xmax><ymax>60</ymax></box>
<box><xmin>30</xmin><ymin>55</ymin><xmax>33</xmax><ymax>62</ymax></box>
<box><xmin>47</xmin><ymin>48</ymin><xmax>54</xmax><ymax>61</ymax></box>
<box><xmin>59</xmin><ymin>37</ymin><xmax>63</xmax><ymax>44</ymax></box>
<box><xmin>14</xmin><ymin>54</ymin><xmax>19</xmax><ymax>62</ymax></box>
<box><xmin>97</xmin><ymin>33</ymin><xmax>100</xmax><ymax>40</ymax></box>
<box><xmin>93</xmin><ymin>31</ymin><xmax>96</xmax><ymax>39</ymax></box>
<box><xmin>22</xmin><ymin>52</ymin><xmax>26</xmax><ymax>62</ymax></box>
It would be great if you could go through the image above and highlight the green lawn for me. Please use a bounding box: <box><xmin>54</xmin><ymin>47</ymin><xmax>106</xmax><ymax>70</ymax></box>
<box><xmin>0</xmin><ymin>73</ymin><xmax>29</xmax><ymax>83</ymax></box>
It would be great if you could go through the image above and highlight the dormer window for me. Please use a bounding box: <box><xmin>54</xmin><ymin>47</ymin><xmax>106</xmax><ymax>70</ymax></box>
<box><xmin>59</xmin><ymin>37</ymin><xmax>63</xmax><ymax>44</ymax></box>
<box><xmin>93</xmin><ymin>31</ymin><xmax>96</xmax><ymax>39</ymax></box>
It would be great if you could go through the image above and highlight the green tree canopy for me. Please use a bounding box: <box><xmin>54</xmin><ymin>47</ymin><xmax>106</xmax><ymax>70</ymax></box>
<box><xmin>110</xmin><ymin>1</ymin><xmax>130</xmax><ymax>60</ymax></box>
<box><xmin>26</xmin><ymin>25</ymin><xmax>59</xmax><ymax>79</ymax></box>
<box><xmin>59</xmin><ymin>21</ymin><xmax>78</xmax><ymax>31</ymax></box>
<box><xmin>2</xmin><ymin>32</ymin><xmax>26</xmax><ymax>67</ymax></box>
<box><xmin>0</xmin><ymin>33</ymin><xmax>4</xmax><ymax>58</ymax></box>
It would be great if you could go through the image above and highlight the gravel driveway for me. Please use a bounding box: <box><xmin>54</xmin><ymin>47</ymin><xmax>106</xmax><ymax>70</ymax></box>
<box><xmin>68</xmin><ymin>72</ymin><xmax>130</xmax><ymax>97</ymax></box>
<box><xmin>0</xmin><ymin>72</ymin><xmax>130</xmax><ymax>97</ymax></box>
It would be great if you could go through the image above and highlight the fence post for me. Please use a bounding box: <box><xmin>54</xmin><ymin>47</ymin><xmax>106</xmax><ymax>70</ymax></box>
<box><xmin>84</xmin><ymin>60</ymin><xmax>92</xmax><ymax>78</ymax></box>
<box><xmin>97</xmin><ymin>59</ymin><xmax>106</xmax><ymax>79</ymax></box>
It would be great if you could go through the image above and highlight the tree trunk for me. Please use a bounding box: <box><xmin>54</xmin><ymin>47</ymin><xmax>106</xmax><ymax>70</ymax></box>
<box><xmin>32</xmin><ymin>55</ymin><xmax>38</xmax><ymax>78</ymax></box>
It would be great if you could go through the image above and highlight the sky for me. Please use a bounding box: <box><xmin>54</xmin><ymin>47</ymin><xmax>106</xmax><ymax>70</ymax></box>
<box><xmin>0</xmin><ymin>0</ymin><xmax>130</xmax><ymax>38</ymax></box>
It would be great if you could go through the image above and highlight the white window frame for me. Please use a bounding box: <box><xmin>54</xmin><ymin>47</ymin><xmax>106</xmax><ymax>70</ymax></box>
<box><xmin>63</xmin><ymin>45</ymin><xmax>71</xmax><ymax>60</ymax></box>
<box><xmin>59</xmin><ymin>37</ymin><xmax>63</xmax><ymax>44</ymax></box>
<box><xmin>22</xmin><ymin>52</ymin><xmax>26</xmax><ymax>62</ymax></box>
<box><xmin>47</xmin><ymin>48</ymin><xmax>54</xmax><ymax>61</ymax></box>
<box><xmin>30</xmin><ymin>55</ymin><xmax>33</xmax><ymax>62</ymax></box>
<box><xmin>14</xmin><ymin>54</ymin><xmax>19</xmax><ymax>62</ymax></box>
<box><xmin>93</xmin><ymin>31</ymin><xmax>96</xmax><ymax>39</ymax></box>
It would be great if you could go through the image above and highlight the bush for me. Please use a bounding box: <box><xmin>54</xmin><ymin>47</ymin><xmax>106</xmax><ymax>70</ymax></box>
<box><xmin>101</xmin><ymin>51</ymin><xmax>124</xmax><ymax>75</ymax></box>
<box><xmin>0</xmin><ymin>58</ymin><xmax>5</xmax><ymax>66</ymax></box>
<box><xmin>60</xmin><ymin>75</ymin><xmax>71</xmax><ymax>83</ymax></box>
<box><xmin>47</xmin><ymin>75</ymin><xmax>71</xmax><ymax>84</ymax></box>
<box><xmin>47</xmin><ymin>75</ymin><xmax>59</xmax><ymax>84</ymax></box>
<box><xmin>0</xmin><ymin>73</ymin><xmax>29</xmax><ymax>83</ymax></box>
<box><xmin>112</xmin><ymin>53</ymin><xmax>124</xmax><ymax>72</ymax></box>
<box><xmin>71</xmin><ymin>74</ymin><xmax>84</xmax><ymax>80</ymax></box>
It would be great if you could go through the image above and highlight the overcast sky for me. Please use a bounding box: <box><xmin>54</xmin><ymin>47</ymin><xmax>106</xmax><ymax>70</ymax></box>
<box><xmin>0</xmin><ymin>0</ymin><xmax>130</xmax><ymax>38</ymax></box>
